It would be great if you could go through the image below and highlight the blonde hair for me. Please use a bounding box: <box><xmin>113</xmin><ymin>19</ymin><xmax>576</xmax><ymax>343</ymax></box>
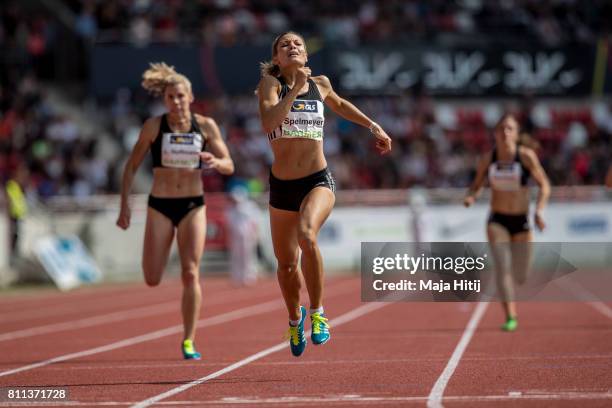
<box><xmin>259</xmin><ymin>31</ymin><xmax>305</xmax><ymax>78</ymax></box>
<box><xmin>141</xmin><ymin>62</ymin><xmax>192</xmax><ymax>96</ymax></box>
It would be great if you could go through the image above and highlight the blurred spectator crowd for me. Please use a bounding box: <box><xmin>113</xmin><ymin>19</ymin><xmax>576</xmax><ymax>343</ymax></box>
<box><xmin>203</xmin><ymin>94</ymin><xmax>612</xmax><ymax>191</ymax></box>
<box><xmin>64</xmin><ymin>0</ymin><xmax>612</xmax><ymax>47</ymax></box>
<box><xmin>109</xmin><ymin>89</ymin><xmax>612</xmax><ymax>193</ymax></box>
<box><xmin>1</xmin><ymin>2</ymin><xmax>110</xmax><ymax>199</ymax></box>
<box><xmin>1</xmin><ymin>0</ymin><xmax>612</xmax><ymax>201</ymax></box>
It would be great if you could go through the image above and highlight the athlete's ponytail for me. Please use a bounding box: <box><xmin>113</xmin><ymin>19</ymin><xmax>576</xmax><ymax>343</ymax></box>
<box><xmin>141</xmin><ymin>62</ymin><xmax>192</xmax><ymax>96</ymax></box>
<box><xmin>518</xmin><ymin>132</ymin><xmax>540</xmax><ymax>151</ymax></box>
<box><xmin>260</xmin><ymin>61</ymin><xmax>281</xmax><ymax>77</ymax></box>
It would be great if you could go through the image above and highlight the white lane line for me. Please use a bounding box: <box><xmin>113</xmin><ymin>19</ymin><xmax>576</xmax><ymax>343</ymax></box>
<box><xmin>130</xmin><ymin>302</ymin><xmax>389</xmax><ymax>408</ymax></box>
<box><xmin>0</xmin><ymin>297</ymin><xmax>155</xmax><ymax>325</ymax></box>
<box><xmin>0</xmin><ymin>286</ymin><xmax>168</xmax><ymax>322</ymax></box>
<box><xmin>0</xmin><ymin>302</ymin><xmax>178</xmax><ymax>342</ymax></box>
<box><xmin>0</xmin><ymin>282</ymin><xmax>281</xmax><ymax>342</ymax></box>
<box><xmin>0</xmin><ymin>300</ymin><xmax>281</xmax><ymax>378</ymax></box>
<box><xmin>0</xmin><ymin>281</ymin><xmax>358</xmax><ymax>378</ymax></box>
<box><xmin>557</xmin><ymin>278</ymin><xmax>612</xmax><ymax>320</ymax></box>
<box><xmin>0</xmin><ymin>280</ymin><xmax>280</xmax><ymax>324</ymax></box>
<box><xmin>2</xmin><ymin>391</ymin><xmax>612</xmax><ymax>406</ymax></box>
<box><xmin>26</xmin><ymin>352</ymin><xmax>612</xmax><ymax>371</ymax></box>
<box><xmin>0</xmin><ymin>291</ymin><xmax>180</xmax><ymax>325</ymax></box>
<box><xmin>426</xmin><ymin>302</ymin><xmax>489</xmax><ymax>408</ymax></box>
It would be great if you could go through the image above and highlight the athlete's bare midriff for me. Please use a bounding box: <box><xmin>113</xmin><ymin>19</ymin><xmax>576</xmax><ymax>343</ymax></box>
<box><xmin>490</xmin><ymin>188</ymin><xmax>530</xmax><ymax>215</ymax></box>
<box><xmin>270</xmin><ymin>138</ymin><xmax>327</xmax><ymax>180</ymax></box>
<box><xmin>151</xmin><ymin>168</ymin><xmax>203</xmax><ymax>197</ymax></box>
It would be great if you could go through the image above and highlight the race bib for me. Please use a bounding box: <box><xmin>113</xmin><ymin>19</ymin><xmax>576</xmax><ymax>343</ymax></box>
<box><xmin>280</xmin><ymin>99</ymin><xmax>325</xmax><ymax>141</ymax></box>
<box><xmin>161</xmin><ymin>133</ymin><xmax>203</xmax><ymax>168</ymax></box>
<box><xmin>489</xmin><ymin>162</ymin><xmax>522</xmax><ymax>191</ymax></box>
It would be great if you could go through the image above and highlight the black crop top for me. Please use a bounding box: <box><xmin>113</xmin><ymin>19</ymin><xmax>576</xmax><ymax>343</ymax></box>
<box><xmin>277</xmin><ymin>76</ymin><xmax>323</xmax><ymax>101</ymax></box>
<box><xmin>151</xmin><ymin>114</ymin><xmax>206</xmax><ymax>169</ymax></box>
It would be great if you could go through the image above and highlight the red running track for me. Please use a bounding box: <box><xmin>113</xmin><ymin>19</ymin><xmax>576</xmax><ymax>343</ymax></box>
<box><xmin>0</xmin><ymin>275</ymin><xmax>611</xmax><ymax>407</ymax></box>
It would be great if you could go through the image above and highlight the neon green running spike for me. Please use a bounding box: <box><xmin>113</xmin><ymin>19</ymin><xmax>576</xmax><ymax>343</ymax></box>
<box><xmin>310</xmin><ymin>312</ymin><xmax>330</xmax><ymax>345</ymax></box>
<box><xmin>182</xmin><ymin>339</ymin><xmax>201</xmax><ymax>360</ymax></box>
<box><xmin>501</xmin><ymin>317</ymin><xmax>518</xmax><ymax>332</ymax></box>
<box><xmin>286</xmin><ymin>306</ymin><xmax>307</xmax><ymax>357</ymax></box>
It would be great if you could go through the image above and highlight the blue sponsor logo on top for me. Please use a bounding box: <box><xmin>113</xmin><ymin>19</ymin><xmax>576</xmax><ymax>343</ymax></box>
<box><xmin>170</xmin><ymin>134</ymin><xmax>195</xmax><ymax>144</ymax></box>
<box><xmin>568</xmin><ymin>215</ymin><xmax>608</xmax><ymax>234</ymax></box>
<box><xmin>291</xmin><ymin>100</ymin><xmax>318</xmax><ymax>112</ymax></box>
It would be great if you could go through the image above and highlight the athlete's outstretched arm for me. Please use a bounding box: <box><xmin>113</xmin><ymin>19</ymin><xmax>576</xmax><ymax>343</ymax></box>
<box><xmin>316</xmin><ymin>75</ymin><xmax>391</xmax><ymax>154</ymax></box>
<box><xmin>522</xmin><ymin>148</ymin><xmax>550</xmax><ymax>230</ymax></box>
<box><xmin>464</xmin><ymin>152</ymin><xmax>492</xmax><ymax>207</ymax></box>
<box><xmin>257</xmin><ymin>69</ymin><xmax>310</xmax><ymax>133</ymax></box>
<box><xmin>116</xmin><ymin>117</ymin><xmax>158</xmax><ymax>230</ymax></box>
<box><xmin>606</xmin><ymin>165</ymin><xmax>612</xmax><ymax>188</ymax></box>
<box><xmin>197</xmin><ymin>116</ymin><xmax>234</xmax><ymax>175</ymax></box>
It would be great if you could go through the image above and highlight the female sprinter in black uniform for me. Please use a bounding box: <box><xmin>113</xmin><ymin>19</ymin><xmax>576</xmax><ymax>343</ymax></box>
<box><xmin>117</xmin><ymin>63</ymin><xmax>234</xmax><ymax>359</ymax></box>
<box><xmin>257</xmin><ymin>32</ymin><xmax>392</xmax><ymax>357</ymax></box>
<box><xmin>464</xmin><ymin>113</ymin><xmax>550</xmax><ymax>331</ymax></box>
